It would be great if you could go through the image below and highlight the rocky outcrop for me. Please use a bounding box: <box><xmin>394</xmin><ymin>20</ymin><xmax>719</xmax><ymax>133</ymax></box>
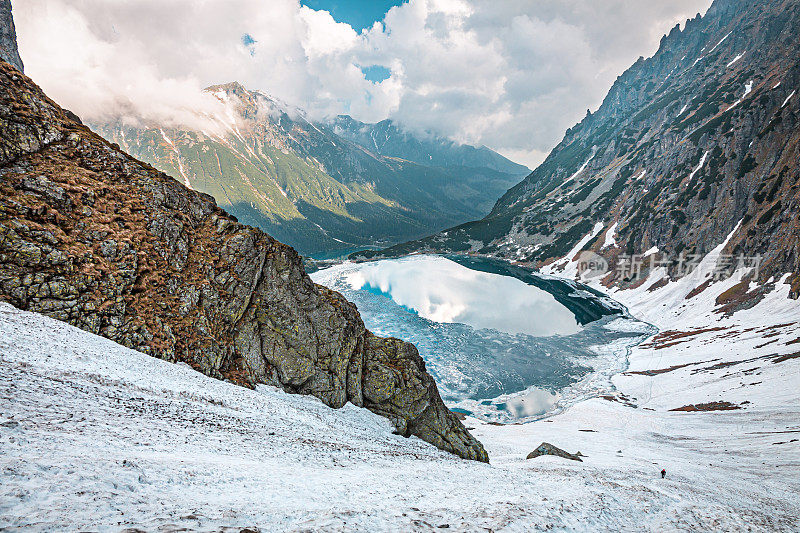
<box><xmin>0</xmin><ymin>58</ymin><xmax>488</xmax><ymax>462</ymax></box>
<box><xmin>363</xmin><ymin>0</ymin><xmax>800</xmax><ymax>296</ymax></box>
<box><xmin>0</xmin><ymin>0</ymin><xmax>22</xmax><ymax>72</ymax></box>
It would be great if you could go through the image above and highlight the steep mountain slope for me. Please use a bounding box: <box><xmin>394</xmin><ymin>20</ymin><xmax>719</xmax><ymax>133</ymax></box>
<box><xmin>0</xmin><ymin>54</ymin><xmax>486</xmax><ymax>460</ymax></box>
<box><xmin>363</xmin><ymin>0</ymin><xmax>800</xmax><ymax>296</ymax></box>
<box><xmin>92</xmin><ymin>84</ymin><xmax>525</xmax><ymax>255</ymax></box>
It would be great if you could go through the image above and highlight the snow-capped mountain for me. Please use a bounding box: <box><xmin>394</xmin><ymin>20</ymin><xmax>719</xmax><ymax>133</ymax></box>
<box><xmin>91</xmin><ymin>83</ymin><xmax>527</xmax><ymax>255</ymax></box>
<box><xmin>362</xmin><ymin>0</ymin><xmax>800</xmax><ymax>297</ymax></box>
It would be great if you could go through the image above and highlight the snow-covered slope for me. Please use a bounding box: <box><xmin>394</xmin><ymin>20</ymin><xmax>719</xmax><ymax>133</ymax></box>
<box><xmin>2</xmin><ymin>299</ymin><xmax>799</xmax><ymax>531</ymax></box>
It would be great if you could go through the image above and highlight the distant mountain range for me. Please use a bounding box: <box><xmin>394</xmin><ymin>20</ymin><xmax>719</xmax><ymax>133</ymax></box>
<box><xmin>331</xmin><ymin>115</ymin><xmax>528</xmax><ymax>175</ymax></box>
<box><xmin>360</xmin><ymin>0</ymin><xmax>800</xmax><ymax>297</ymax></box>
<box><xmin>91</xmin><ymin>84</ymin><xmax>527</xmax><ymax>255</ymax></box>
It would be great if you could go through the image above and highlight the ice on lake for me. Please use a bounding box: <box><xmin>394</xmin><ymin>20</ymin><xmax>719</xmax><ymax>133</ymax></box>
<box><xmin>311</xmin><ymin>255</ymin><xmax>651</xmax><ymax>423</ymax></box>
<box><xmin>342</xmin><ymin>255</ymin><xmax>579</xmax><ymax>336</ymax></box>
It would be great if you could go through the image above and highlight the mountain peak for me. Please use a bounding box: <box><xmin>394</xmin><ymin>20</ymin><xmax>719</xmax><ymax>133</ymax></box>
<box><xmin>206</xmin><ymin>81</ymin><xmax>248</xmax><ymax>95</ymax></box>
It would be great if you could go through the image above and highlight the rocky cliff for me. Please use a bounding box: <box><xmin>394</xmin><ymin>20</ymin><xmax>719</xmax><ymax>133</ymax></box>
<box><xmin>91</xmin><ymin>82</ymin><xmax>524</xmax><ymax>256</ymax></box>
<box><xmin>0</xmin><ymin>58</ymin><xmax>488</xmax><ymax>461</ymax></box>
<box><xmin>361</xmin><ymin>0</ymin><xmax>800</xmax><ymax>297</ymax></box>
<box><xmin>0</xmin><ymin>0</ymin><xmax>22</xmax><ymax>72</ymax></box>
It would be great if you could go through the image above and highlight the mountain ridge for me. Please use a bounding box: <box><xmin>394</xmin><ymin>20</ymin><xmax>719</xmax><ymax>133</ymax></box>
<box><xmin>331</xmin><ymin>114</ymin><xmax>529</xmax><ymax>176</ymax></box>
<box><xmin>357</xmin><ymin>0</ymin><xmax>800</xmax><ymax>298</ymax></box>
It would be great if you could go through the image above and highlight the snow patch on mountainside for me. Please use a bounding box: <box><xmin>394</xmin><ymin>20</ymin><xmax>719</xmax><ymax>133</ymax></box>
<box><xmin>728</xmin><ymin>80</ymin><xmax>754</xmax><ymax>110</ymax></box>
<box><xmin>541</xmin><ymin>221</ymin><xmax>605</xmax><ymax>278</ymax></box>
<box><xmin>563</xmin><ymin>157</ymin><xmax>592</xmax><ymax>184</ymax></box>
<box><xmin>602</xmin><ymin>221</ymin><xmax>618</xmax><ymax>248</ymax></box>
<box><xmin>727</xmin><ymin>51</ymin><xmax>745</xmax><ymax>67</ymax></box>
<box><xmin>688</xmin><ymin>150</ymin><xmax>709</xmax><ymax>182</ymax></box>
<box><xmin>708</xmin><ymin>31</ymin><xmax>732</xmax><ymax>53</ymax></box>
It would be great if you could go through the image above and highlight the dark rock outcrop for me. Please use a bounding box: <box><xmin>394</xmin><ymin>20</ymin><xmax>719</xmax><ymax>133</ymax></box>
<box><xmin>0</xmin><ymin>0</ymin><xmax>22</xmax><ymax>72</ymax></box>
<box><xmin>0</xmin><ymin>58</ymin><xmax>488</xmax><ymax>462</ymax></box>
<box><xmin>526</xmin><ymin>442</ymin><xmax>583</xmax><ymax>462</ymax></box>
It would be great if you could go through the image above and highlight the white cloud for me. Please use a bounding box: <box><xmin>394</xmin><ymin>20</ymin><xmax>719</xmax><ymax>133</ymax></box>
<box><xmin>14</xmin><ymin>0</ymin><xmax>712</xmax><ymax>168</ymax></box>
<box><xmin>298</xmin><ymin>6</ymin><xmax>359</xmax><ymax>57</ymax></box>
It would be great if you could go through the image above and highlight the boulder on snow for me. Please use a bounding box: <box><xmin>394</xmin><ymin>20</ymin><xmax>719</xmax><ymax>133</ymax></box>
<box><xmin>526</xmin><ymin>442</ymin><xmax>583</xmax><ymax>462</ymax></box>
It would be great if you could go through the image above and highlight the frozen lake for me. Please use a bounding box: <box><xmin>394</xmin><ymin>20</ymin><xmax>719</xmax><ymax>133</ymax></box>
<box><xmin>311</xmin><ymin>255</ymin><xmax>653</xmax><ymax>423</ymax></box>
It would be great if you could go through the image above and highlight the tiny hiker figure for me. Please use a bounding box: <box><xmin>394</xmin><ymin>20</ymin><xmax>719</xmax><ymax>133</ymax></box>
<box><xmin>661</xmin><ymin>469</ymin><xmax>666</xmax><ymax>479</ymax></box>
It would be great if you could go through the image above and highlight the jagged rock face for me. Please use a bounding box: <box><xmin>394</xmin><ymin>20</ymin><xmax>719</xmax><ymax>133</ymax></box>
<box><xmin>0</xmin><ymin>0</ymin><xmax>22</xmax><ymax>72</ymax></box>
<box><xmin>90</xmin><ymin>82</ymin><xmax>524</xmax><ymax>255</ymax></box>
<box><xmin>366</xmin><ymin>0</ymin><xmax>800</xmax><ymax>295</ymax></box>
<box><xmin>0</xmin><ymin>60</ymin><xmax>488</xmax><ymax>462</ymax></box>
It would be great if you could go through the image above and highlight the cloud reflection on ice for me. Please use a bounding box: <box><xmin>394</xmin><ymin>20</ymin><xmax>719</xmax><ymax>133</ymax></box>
<box><xmin>343</xmin><ymin>255</ymin><xmax>579</xmax><ymax>337</ymax></box>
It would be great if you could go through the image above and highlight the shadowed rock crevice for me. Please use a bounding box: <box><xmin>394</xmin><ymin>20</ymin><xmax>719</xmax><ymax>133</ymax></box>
<box><xmin>0</xmin><ymin>58</ymin><xmax>488</xmax><ymax>462</ymax></box>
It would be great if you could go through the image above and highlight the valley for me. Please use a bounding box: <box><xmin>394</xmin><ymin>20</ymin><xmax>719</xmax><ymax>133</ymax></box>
<box><xmin>92</xmin><ymin>83</ymin><xmax>527</xmax><ymax>255</ymax></box>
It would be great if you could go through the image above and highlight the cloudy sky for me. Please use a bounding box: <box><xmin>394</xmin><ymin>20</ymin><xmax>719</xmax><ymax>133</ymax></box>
<box><xmin>15</xmin><ymin>0</ymin><xmax>712</xmax><ymax>168</ymax></box>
